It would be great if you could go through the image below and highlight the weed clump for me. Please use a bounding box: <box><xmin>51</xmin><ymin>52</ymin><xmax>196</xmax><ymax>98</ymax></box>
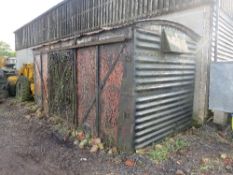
<box><xmin>146</xmin><ymin>138</ymin><xmax>189</xmax><ymax>162</ymax></box>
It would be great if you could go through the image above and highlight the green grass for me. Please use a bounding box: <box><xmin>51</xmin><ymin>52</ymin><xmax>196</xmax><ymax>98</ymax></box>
<box><xmin>200</xmin><ymin>164</ymin><xmax>213</xmax><ymax>173</ymax></box>
<box><xmin>148</xmin><ymin>145</ymin><xmax>169</xmax><ymax>162</ymax></box>
<box><xmin>147</xmin><ymin>138</ymin><xmax>189</xmax><ymax>162</ymax></box>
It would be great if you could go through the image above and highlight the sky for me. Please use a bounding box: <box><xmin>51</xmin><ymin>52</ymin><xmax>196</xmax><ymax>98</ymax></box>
<box><xmin>0</xmin><ymin>0</ymin><xmax>63</xmax><ymax>50</ymax></box>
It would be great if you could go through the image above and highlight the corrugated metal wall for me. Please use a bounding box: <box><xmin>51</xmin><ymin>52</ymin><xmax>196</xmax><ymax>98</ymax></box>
<box><xmin>220</xmin><ymin>0</ymin><xmax>233</xmax><ymax>18</ymax></box>
<box><xmin>212</xmin><ymin>1</ymin><xmax>233</xmax><ymax>62</ymax></box>
<box><xmin>216</xmin><ymin>11</ymin><xmax>233</xmax><ymax>61</ymax></box>
<box><xmin>211</xmin><ymin>2</ymin><xmax>218</xmax><ymax>62</ymax></box>
<box><xmin>15</xmin><ymin>0</ymin><xmax>212</xmax><ymax>50</ymax></box>
<box><xmin>77</xmin><ymin>46</ymin><xmax>97</xmax><ymax>132</ymax></box>
<box><xmin>134</xmin><ymin>27</ymin><xmax>197</xmax><ymax>149</ymax></box>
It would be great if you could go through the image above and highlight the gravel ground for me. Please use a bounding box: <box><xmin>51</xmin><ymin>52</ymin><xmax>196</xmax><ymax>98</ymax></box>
<box><xmin>0</xmin><ymin>99</ymin><xmax>232</xmax><ymax>175</ymax></box>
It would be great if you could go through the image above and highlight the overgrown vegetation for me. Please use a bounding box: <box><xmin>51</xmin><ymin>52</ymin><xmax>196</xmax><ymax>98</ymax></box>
<box><xmin>146</xmin><ymin>138</ymin><xmax>189</xmax><ymax>162</ymax></box>
<box><xmin>0</xmin><ymin>41</ymin><xmax>15</xmax><ymax>57</ymax></box>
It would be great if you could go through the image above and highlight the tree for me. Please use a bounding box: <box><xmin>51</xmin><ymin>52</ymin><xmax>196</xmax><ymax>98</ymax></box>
<box><xmin>0</xmin><ymin>41</ymin><xmax>15</xmax><ymax>57</ymax></box>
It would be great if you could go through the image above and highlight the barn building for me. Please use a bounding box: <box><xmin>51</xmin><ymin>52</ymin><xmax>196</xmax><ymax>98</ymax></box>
<box><xmin>15</xmin><ymin>0</ymin><xmax>233</xmax><ymax>150</ymax></box>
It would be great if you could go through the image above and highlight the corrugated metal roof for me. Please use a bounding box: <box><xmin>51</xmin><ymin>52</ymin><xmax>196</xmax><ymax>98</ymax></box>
<box><xmin>15</xmin><ymin>0</ymin><xmax>213</xmax><ymax>50</ymax></box>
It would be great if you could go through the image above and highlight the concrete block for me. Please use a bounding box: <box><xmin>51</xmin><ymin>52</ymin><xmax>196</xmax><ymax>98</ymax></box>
<box><xmin>213</xmin><ymin>111</ymin><xmax>229</xmax><ymax>126</ymax></box>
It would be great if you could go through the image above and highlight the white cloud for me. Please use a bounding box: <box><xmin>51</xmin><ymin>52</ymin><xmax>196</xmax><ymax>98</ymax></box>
<box><xmin>0</xmin><ymin>0</ymin><xmax>63</xmax><ymax>50</ymax></box>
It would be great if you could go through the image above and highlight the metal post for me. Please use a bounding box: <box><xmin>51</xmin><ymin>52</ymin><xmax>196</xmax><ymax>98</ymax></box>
<box><xmin>73</xmin><ymin>49</ymin><xmax>78</xmax><ymax>127</ymax></box>
<box><xmin>96</xmin><ymin>45</ymin><xmax>100</xmax><ymax>136</ymax></box>
<box><xmin>40</xmin><ymin>54</ymin><xmax>44</xmax><ymax>109</ymax></box>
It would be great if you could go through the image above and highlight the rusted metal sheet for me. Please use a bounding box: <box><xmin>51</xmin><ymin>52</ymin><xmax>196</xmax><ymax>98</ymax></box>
<box><xmin>34</xmin><ymin>53</ymin><xmax>49</xmax><ymax>113</ymax></box>
<box><xmin>42</xmin><ymin>54</ymin><xmax>48</xmax><ymax>113</ymax></box>
<box><xmin>99</xmin><ymin>43</ymin><xmax>125</xmax><ymax>144</ymax></box>
<box><xmin>77</xmin><ymin>46</ymin><xmax>97</xmax><ymax>133</ymax></box>
<box><xmin>34</xmin><ymin>55</ymin><xmax>42</xmax><ymax>105</ymax></box>
<box><xmin>76</xmin><ymin>40</ymin><xmax>134</xmax><ymax>147</ymax></box>
<box><xmin>15</xmin><ymin>0</ymin><xmax>213</xmax><ymax>50</ymax></box>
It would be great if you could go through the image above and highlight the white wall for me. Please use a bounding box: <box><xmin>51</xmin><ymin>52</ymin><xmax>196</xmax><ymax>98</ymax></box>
<box><xmin>16</xmin><ymin>48</ymin><xmax>34</xmax><ymax>69</ymax></box>
<box><xmin>154</xmin><ymin>6</ymin><xmax>211</xmax><ymax>36</ymax></box>
<box><xmin>156</xmin><ymin>5</ymin><xmax>212</xmax><ymax>123</ymax></box>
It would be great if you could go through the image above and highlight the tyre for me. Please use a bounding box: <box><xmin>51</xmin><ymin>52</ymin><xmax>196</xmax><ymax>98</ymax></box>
<box><xmin>7</xmin><ymin>83</ymin><xmax>16</xmax><ymax>97</ymax></box>
<box><xmin>16</xmin><ymin>76</ymin><xmax>31</xmax><ymax>102</ymax></box>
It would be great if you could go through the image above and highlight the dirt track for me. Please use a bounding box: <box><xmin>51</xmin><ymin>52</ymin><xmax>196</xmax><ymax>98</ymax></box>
<box><xmin>0</xmin><ymin>99</ymin><xmax>232</xmax><ymax>175</ymax></box>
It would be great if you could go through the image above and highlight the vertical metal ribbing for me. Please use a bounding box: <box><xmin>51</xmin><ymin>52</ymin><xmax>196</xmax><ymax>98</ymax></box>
<box><xmin>15</xmin><ymin>0</ymin><xmax>212</xmax><ymax>50</ymax></box>
<box><xmin>213</xmin><ymin>0</ymin><xmax>233</xmax><ymax>62</ymax></box>
<box><xmin>214</xmin><ymin>0</ymin><xmax>220</xmax><ymax>62</ymax></box>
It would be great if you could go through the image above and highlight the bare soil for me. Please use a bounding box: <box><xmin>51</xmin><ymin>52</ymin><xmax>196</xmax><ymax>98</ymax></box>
<box><xmin>0</xmin><ymin>99</ymin><xmax>232</xmax><ymax>175</ymax></box>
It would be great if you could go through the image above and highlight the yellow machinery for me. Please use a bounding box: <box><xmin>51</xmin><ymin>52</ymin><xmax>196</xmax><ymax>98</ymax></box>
<box><xmin>0</xmin><ymin>57</ymin><xmax>5</xmax><ymax>68</ymax></box>
<box><xmin>7</xmin><ymin>64</ymin><xmax>34</xmax><ymax>101</ymax></box>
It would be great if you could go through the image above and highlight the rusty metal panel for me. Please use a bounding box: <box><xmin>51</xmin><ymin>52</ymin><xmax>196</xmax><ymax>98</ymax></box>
<box><xmin>34</xmin><ymin>55</ymin><xmax>42</xmax><ymax>106</ymax></box>
<box><xmin>34</xmin><ymin>53</ymin><xmax>49</xmax><ymax>112</ymax></box>
<box><xmin>76</xmin><ymin>41</ymin><xmax>135</xmax><ymax>149</ymax></box>
<box><xmin>99</xmin><ymin>43</ymin><xmax>125</xmax><ymax>144</ymax></box>
<box><xmin>42</xmin><ymin>54</ymin><xmax>49</xmax><ymax>113</ymax></box>
<box><xmin>77</xmin><ymin>46</ymin><xmax>97</xmax><ymax>133</ymax></box>
<box><xmin>15</xmin><ymin>0</ymin><xmax>213</xmax><ymax>50</ymax></box>
<box><xmin>134</xmin><ymin>25</ymin><xmax>197</xmax><ymax>149</ymax></box>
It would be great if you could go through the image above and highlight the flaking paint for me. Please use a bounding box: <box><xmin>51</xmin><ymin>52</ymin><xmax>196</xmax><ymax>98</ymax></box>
<box><xmin>99</xmin><ymin>43</ymin><xmax>124</xmax><ymax>144</ymax></box>
<box><xmin>77</xmin><ymin>46</ymin><xmax>97</xmax><ymax>133</ymax></box>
